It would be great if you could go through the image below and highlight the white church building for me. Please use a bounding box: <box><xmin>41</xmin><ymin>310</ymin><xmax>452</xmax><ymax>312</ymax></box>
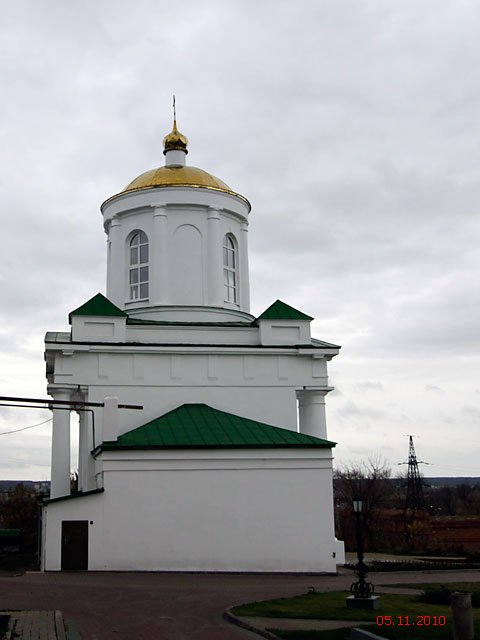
<box><xmin>41</xmin><ymin>116</ymin><xmax>343</xmax><ymax>572</ymax></box>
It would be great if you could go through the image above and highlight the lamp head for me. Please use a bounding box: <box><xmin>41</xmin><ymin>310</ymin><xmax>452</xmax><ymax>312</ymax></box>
<box><xmin>352</xmin><ymin>497</ymin><xmax>363</xmax><ymax>513</ymax></box>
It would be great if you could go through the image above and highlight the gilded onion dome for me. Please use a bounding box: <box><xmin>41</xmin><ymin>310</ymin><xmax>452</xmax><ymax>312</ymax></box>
<box><xmin>162</xmin><ymin>120</ymin><xmax>188</xmax><ymax>154</ymax></box>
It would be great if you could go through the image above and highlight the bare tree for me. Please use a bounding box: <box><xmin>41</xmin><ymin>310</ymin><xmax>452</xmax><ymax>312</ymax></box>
<box><xmin>0</xmin><ymin>483</ymin><xmax>40</xmax><ymax>552</ymax></box>
<box><xmin>334</xmin><ymin>456</ymin><xmax>394</xmax><ymax>550</ymax></box>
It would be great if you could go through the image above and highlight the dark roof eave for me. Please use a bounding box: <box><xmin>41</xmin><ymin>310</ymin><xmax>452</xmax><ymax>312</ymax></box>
<box><xmin>127</xmin><ymin>320</ymin><xmax>254</xmax><ymax>327</ymax></box>
<box><xmin>43</xmin><ymin>487</ymin><xmax>105</xmax><ymax>505</ymax></box>
<box><xmin>45</xmin><ymin>338</ymin><xmax>340</xmax><ymax>350</ymax></box>
<box><xmin>95</xmin><ymin>442</ymin><xmax>336</xmax><ymax>456</ymax></box>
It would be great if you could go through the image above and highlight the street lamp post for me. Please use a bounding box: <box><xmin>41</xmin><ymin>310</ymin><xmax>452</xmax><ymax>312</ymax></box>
<box><xmin>350</xmin><ymin>496</ymin><xmax>374</xmax><ymax>599</ymax></box>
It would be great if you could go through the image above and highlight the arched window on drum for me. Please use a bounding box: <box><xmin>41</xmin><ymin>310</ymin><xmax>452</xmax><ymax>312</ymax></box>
<box><xmin>129</xmin><ymin>231</ymin><xmax>149</xmax><ymax>300</ymax></box>
<box><xmin>223</xmin><ymin>234</ymin><xmax>238</xmax><ymax>304</ymax></box>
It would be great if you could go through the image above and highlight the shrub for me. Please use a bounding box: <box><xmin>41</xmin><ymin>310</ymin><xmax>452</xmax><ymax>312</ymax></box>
<box><xmin>417</xmin><ymin>586</ymin><xmax>480</xmax><ymax>607</ymax></box>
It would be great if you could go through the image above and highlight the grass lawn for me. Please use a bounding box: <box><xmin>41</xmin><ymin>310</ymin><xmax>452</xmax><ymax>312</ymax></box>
<box><xmin>232</xmin><ymin>590</ymin><xmax>450</xmax><ymax>621</ymax></box>
<box><xmin>382</xmin><ymin>581</ymin><xmax>480</xmax><ymax>593</ymax></box>
<box><xmin>231</xmin><ymin>589</ymin><xmax>480</xmax><ymax>639</ymax></box>
<box><xmin>270</xmin><ymin>625</ymin><xmax>480</xmax><ymax>640</ymax></box>
<box><xmin>269</xmin><ymin>631</ymin><xmax>355</xmax><ymax>639</ymax></box>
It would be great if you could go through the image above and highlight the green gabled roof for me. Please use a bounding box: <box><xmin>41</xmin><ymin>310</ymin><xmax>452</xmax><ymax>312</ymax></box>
<box><xmin>69</xmin><ymin>293</ymin><xmax>127</xmax><ymax>323</ymax></box>
<box><xmin>257</xmin><ymin>300</ymin><xmax>313</xmax><ymax>321</ymax></box>
<box><xmin>99</xmin><ymin>403</ymin><xmax>335</xmax><ymax>451</ymax></box>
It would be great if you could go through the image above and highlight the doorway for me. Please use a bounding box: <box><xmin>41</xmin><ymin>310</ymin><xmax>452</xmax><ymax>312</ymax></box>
<box><xmin>61</xmin><ymin>520</ymin><xmax>88</xmax><ymax>570</ymax></box>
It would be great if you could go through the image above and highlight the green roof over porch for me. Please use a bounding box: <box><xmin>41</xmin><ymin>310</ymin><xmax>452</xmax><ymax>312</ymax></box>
<box><xmin>98</xmin><ymin>403</ymin><xmax>336</xmax><ymax>451</ymax></box>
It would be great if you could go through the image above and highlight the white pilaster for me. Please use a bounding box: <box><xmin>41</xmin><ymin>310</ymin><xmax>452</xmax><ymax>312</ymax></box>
<box><xmin>50</xmin><ymin>390</ymin><xmax>71</xmax><ymax>499</ymax></box>
<box><xmin>106</xmin><ymin>216</ymin><xmax>123</xmax><ymax>308</ymax></box>
<box><xmin>239</xmin><ymin>220</ymin><xmax>250</xmax><ymax>312</ymax></box>
<box><xmin>207</xmin><ymin>207</ymin><xmax>222</xmax><ymax>306</ymax></box>
<box><xmin>297</xmin><ymin>389</ymin><xmax>330</xmax><ymax>440</ymax></box>
<box><xmin>152</xmin><ymin>205</ymin><xmax>169</xmax><ymax>305</ymax></box>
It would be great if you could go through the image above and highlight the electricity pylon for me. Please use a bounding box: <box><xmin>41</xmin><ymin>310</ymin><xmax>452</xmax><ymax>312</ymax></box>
<box><xmin>399</xmin><ymin>435</ymin><xmax>428</xmax><ymax>512</ymax></box>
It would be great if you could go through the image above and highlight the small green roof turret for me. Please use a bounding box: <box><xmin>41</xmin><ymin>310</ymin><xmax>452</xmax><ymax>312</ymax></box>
<box><xmin>256</xmin><ymin>299</ymin><xmax>313</xmax><ymax>321</ymax></box>
<box><xmin>69</xmin><ymin>293</ymin><xmax>127</xmax><ymax>324</ymax></box>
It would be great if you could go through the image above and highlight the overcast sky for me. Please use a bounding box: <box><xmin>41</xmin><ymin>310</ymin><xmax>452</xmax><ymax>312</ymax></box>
<box><xmin>1</xmin><ymin>0</ymin><xmax>479</xmax><ymax>481</ymax></box>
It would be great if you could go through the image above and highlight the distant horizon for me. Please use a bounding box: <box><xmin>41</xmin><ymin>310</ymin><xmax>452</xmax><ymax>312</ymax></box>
<box><xmin>3</xmin><ymin>475</ymin><xmax>480</xmax><ymax>484</ymax></box>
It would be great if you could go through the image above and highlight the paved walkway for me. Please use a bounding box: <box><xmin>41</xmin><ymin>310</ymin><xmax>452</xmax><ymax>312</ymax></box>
<box><xmin>0</xmin><ymin>568</ymin><xmax>478</xmax><ymax>639</ymax></box>
<box><xmin>0</xmin><ymin>610</ymin><xmax>66</xmax><ymax>640</ymax></box>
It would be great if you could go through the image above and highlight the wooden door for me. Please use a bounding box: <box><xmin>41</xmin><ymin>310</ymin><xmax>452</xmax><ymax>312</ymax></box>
<box><xmin>61</xmin><ymin>520</ymin><xmax>88</xmax><ymax>570</ymax></box>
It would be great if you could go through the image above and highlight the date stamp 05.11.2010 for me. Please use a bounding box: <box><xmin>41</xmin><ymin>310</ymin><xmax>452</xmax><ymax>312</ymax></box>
<box><xmin>376</xmin><ymin>615</ymin><xmax>446</xmax><ymax>627</ymax></box>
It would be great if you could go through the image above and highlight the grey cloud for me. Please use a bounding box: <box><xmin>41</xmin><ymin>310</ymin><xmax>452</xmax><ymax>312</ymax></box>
<box><xmin>337</xmin><ymin>400</ymin><xmax>387</xmax><ymax>422</ymax></box>
<box><xmin>356</xmin><ymin>382</ymin><xmax>384</xmax><ymax>392</ymax></box>
<box><xmin>425</xmin><ymin>385</ymin><xmax>444</xmax><ymax>393</ymax></box>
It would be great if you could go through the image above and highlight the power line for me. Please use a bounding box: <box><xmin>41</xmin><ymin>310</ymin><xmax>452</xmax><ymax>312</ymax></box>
<box><xmin>0</xmin><ymin>418</ymin><xmax>52</xmax><ymax>436</ymax></box>
<box><xmin>0</xmin><ymin>395</ymin><xmax>142</xmax><ymax>410</ymax></box>
<box><xmin>427</xmin><ymin>463</ymin><xmax>480</xmax><ymax>474</ymax></box>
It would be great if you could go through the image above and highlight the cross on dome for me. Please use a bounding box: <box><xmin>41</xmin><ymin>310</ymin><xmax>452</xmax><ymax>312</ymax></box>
<box><xmin>162</xmin><ymin>95</ymin><xmax>188</xmax><ymax>155</ymax></box>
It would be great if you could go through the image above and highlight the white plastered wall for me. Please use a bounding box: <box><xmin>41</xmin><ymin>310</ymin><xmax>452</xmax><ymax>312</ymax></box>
<box><xmin>50</xmin><ymin>346</ymin><xmax>330</xmax><ymax>440</ymax></box>
<box><xmin>43</xmin><ymin>449</ymin><xmax>338</xmax><ymax>572</ymax></box>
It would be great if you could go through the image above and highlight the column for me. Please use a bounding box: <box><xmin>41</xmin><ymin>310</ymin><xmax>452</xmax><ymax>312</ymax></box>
<box><xmin>77</xmin><ymin>409</ymin><xmax>96</xmax><ymax>492</ymax></box>
<box><xmin>239</xmin><ymin>220</ymin><xmax>250</xmax><ymax>312</ymax></box>
<box><xmin>297</xmin><ymin>389</ymin><xmax>330</xmax><ymax>440</ymax></box>
<box><xmin>152</xmin><ymin>205</ymin><xmax>169</xmax><ymax>305</ymax></box>
<box><xmin>207</xmin><ymin>207</ymin><xmax>222</xmax><ymax>306</ymax></box>
<box><xmin>50</xmin><ymin>390</ymin><xmax>71</xmax><ymax>499</ymax></box>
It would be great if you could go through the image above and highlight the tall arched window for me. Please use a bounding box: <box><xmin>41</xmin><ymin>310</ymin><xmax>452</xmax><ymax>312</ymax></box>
<box><xmin>223</xmin><ymin>234</ymin><xmax>237</xmax><ymax>303</ymax></box>
<box><xmin>129</xmin><ymin>231</ymin><xmax>149</xmax><ymax>300</ymax></box>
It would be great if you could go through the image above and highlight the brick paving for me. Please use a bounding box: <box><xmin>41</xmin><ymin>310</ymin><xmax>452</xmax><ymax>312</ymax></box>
<box><xmin>0</xmin><ymin>568</ymin><xmax>478</xmax><ymax>640</ymax></box>
<box><xmin>0</xmin><ymin>610</ymin><xmax>66</xmax><ymax>640</ymax></box>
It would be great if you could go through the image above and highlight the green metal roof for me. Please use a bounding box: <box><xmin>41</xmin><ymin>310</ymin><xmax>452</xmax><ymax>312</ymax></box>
<box><xmin>98</xmin><ymin>403</ymin><xmax>335</xmax><ymax>451</ymax></box>
<box><xmin>69</xmin><ymin>293</ymin><xmax>127</xmax><ymax>323</ymax></box>
<box><xmin>257</xmin><ymin>300</ymin><xmax>313</xmax><ymax>321</ymax></box>
<box><xmin>311</xmin><ymin>337</ymin><xmax>341</xmax><ymax>349</ymax></box>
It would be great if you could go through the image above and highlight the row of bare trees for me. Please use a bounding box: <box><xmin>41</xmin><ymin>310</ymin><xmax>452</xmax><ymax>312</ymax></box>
<box><xmin>334</xmin><ymin>457</ymin><xmax>480</xmax><ymax>552</ymax></box>
<box><xmin>334</xmin><ymin>457</ymin><xmax>395</xmax><ymax>551</ymax></box>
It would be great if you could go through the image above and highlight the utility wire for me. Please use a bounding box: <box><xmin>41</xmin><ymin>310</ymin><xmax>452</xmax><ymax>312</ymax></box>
<box><xmin>426</xmin><ymin>463</ymin><xmax>480</xmax><ymax>474</ymax></box>
<box><xmin>0</xmin><ymin>418</ymin><xmax>52</xmax><ymax>436</ymax></box>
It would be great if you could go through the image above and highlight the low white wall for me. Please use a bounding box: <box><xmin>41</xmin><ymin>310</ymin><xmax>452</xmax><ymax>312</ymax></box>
<box><xmin>43</xmin><ymin>450</ymin><xmax>339</xmax><ymax>573</ymax></box>
<box><xmin>42</xmin><ymin>492</ymin><xmax>104</xmax><ymax>571</ymax></box>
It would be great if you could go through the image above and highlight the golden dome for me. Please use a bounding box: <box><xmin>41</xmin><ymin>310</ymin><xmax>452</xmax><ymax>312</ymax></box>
<box><xmin>121</xmin><ymin>165</ymin><xmax>233</xmax><ymax>194</ymax></box>
<box><xmin>162</xmin><ymin>121</ymin><xmax>188</xmax><ymax>154</ymax></box>
<box><xmin>101</xmin><ymin>165</ymin><xmax>251</xmax><ymax>210</ymax></box>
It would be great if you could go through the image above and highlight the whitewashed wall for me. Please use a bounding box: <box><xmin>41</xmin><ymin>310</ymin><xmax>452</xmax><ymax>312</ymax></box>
<box><xmin>43</xmin><ymin>449</ymin><xmax>338</xmax><ymax>572</ymax></box>
<box><xmin>49</xmin><ymin>346</ymin><xmax>330</xmax><ymax>439</ymax></box>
